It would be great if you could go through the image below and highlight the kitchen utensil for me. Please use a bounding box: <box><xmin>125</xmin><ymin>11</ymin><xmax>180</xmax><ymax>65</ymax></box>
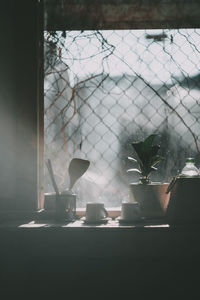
<box><xmin>46</xmin><ymin>159</ymin><xmax>60</xmax><ymax>195</ymax></box>
<box><xmin>68</xmin><ymin>158</ymin><xmax>90</xmax><ymax>191</ymax></box>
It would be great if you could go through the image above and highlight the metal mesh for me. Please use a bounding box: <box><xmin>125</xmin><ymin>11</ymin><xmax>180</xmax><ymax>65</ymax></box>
<box><xmin>44</xmin><ymin>29</ymin><xmax>200</xmax><ymax>207</ymax></box>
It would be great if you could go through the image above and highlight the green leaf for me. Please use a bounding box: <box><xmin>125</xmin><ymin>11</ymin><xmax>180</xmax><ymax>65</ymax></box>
<box><xmin>150</xmin><ymin>145</ymin><xmax>160</xmax><ymax>157</ymax></box>
<box><xmin>150</xmin><ymin>166</ymin><xmax>158</xmax><ymax>171</ymax></box>
<box><xmin>144</xmin><ymin>134</ymin><xmax>157</xmax><ymax>148</ymax></box>
<box><xmin>127</xmin><ymin>168</ymin><xmax>141</xmax><ymax>174</ymax></box>
<box><xmin>150</xmin><ymin>155</ymin><xmax>164</xmax><ymax>167</ymax></box>
<box><xmin>129</xmin><ymin>133</ymin><xmax>163</xmax><ymax>183</ymax></box>
<box><xmin>127</xmin><ymin>156</ymin><xmax>137</xmax><ymax>162</ymax></box>
<box><xmin>132</xmin><ymin>141</ymin><xmax>144</xmax><ymax>155</ymax></box>
<box><xmin>131</xmin><ymin>141</ymin><xmax>145</xmax><ymax>165</ymax></box>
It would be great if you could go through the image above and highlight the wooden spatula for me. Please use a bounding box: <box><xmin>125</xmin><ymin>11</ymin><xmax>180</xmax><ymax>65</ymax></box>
<box><xmin>68</xmin><ymin>158</ymin><xmax>90</xmax><ymax>191</ymax></box>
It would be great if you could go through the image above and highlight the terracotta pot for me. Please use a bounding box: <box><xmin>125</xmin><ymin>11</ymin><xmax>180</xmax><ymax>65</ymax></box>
<box><xmin>129</xmin><ymin>182</ymin><xmax>170</xmax><ymax>218</ymax></box>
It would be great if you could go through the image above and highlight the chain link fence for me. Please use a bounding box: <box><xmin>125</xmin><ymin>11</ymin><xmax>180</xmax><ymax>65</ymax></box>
<box><xmin>44</xmin><ymin>29</ymin><xmax>200</xmax><ymax>207</ymax></box>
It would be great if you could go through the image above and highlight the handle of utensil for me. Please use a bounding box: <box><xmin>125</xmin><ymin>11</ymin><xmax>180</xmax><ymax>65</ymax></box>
<box><xmin>46</xmin><ymin>159</ymin><xmax>60</xmax><ymax>195</ymax></box>
<box><xmin>102</xmin><ymin>207</ymin><xmax>108</xmax><ymax>218</ymax></box>
<box><xmin>166</xmin><ymin>176</ymin><xmax>177</xmax><ymax>194</ymax></box>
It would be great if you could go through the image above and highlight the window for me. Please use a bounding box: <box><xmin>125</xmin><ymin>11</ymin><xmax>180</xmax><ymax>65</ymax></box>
<box><xmin>44</xmin><ymin>28</ymin><xmax>200</xmax><ymax>208</ymax></box>
<box><xmin>1</xmin><ymin>0</ymin><xmax>200</xmax><ymax>218</ymax></box>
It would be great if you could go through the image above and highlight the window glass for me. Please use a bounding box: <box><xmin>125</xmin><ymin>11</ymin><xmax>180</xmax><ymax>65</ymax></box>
<box><xmin>44</xmin><ymin>29</ymin><xmax>200</xmax><ymax>207</ymax></box>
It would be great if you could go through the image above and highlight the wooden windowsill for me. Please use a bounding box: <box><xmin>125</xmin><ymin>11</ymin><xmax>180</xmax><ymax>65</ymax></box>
<box><xmin>1</xmin><ymin>210</ymin><xmax>200</xmax><ymax>231</ymax></box>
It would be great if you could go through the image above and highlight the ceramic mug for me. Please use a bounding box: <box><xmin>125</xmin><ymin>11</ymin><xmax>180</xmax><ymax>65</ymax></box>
<box><xmin>44</xmin><ymin>192</ymin><xmax>76</xmax><ymax>221</ymax></box>
<box><xmin>121</xmin><ymin>202</ymin><xmax>140</xmax><ymax>221</ymax></box>
<box><xmin>85</xmin><ymin>203</ymin><xmax>108</xmax><ymax>222</ymax></box>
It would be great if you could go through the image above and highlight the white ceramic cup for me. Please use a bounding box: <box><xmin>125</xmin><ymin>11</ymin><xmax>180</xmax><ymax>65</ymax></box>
<box><xmin>85</xmin><ymin>203</ymin><xmax>108</xmax><ymax>222</ymax></box>
<box><xmin>121</xmin><ymin>202</ymin><xmax>140</xmax><ymax>221</ymax></box>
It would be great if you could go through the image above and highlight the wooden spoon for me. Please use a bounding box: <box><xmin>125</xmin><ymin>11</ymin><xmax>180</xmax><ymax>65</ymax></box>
<box><xmin>46</xmin><ymin>159</ymin><xmax>60</xmax><ymax>195</ymax></box>
<box><xmin>68</xmin><ymin>158</ymin><xmax>90</xmax><ymax>191</ymax></box>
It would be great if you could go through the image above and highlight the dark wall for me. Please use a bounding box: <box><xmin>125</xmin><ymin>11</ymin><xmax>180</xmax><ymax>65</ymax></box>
<box><xmin>0</xmin><ymin>0</ymin><xmax>39</xmax><ymax>211</ymax></box>
<box><xmin>1</xmin><ymin>227</ymin><xmax>200</xmax><ymax>299</ymax></box>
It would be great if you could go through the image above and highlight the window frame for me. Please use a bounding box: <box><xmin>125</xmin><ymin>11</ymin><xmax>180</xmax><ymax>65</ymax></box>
<box><xmin>42</xmin><ymin>0</ymin><xmax>200</xmax><ymax>216</ymax></box>
<box><xmin>1</xmin><ymin>0</ymin><xmax>200</xmax><ymax>221</ymax></box>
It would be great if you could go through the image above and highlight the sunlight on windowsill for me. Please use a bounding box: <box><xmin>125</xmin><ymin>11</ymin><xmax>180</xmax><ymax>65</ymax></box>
<box><xmin>18</xmin><ymin>219</ymin><xmax>169</xmax><ymax>229</ymax></box>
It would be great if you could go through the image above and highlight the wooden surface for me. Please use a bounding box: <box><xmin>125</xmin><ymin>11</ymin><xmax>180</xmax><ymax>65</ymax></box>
<box><xmin>45</xmin><ymin>0</ymin><xmax>200</xmax><ymax>30</ymax></box>
<box><xmin>0</xmin><ymin>218</ymin><xmax>200</xmax><ymax>259</ymax></box>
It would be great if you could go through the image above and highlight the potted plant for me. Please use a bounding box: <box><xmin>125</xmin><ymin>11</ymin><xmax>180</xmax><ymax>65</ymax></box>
<box><xmin>127</xmin><ymin>134</ymin><xmax>170</xmax><ymax>219</ymax></box>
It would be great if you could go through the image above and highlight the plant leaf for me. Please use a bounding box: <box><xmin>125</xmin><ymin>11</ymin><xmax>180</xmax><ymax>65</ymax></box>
<box><xmin>144</xmin><ymin>134</ymin><xmax>157</xmax><ymax>148</ymax></box>
<box><xmin>131</xmin><ymin>141</ymin><xmax>144</xmax><ymax>155</ymax></box>
<box><xmin>150</xmin><ymin>144</ymin><xmax>160</xmax><ymax>157</ymax></box>
<box><xmin>127</xmin><ymin>156</ymin><xmax>137</xmax><ymax>162</ymax></box>
<box><xmin>131</xmin><ymin>141</ymin><xmax>145</xmax><ymax>164</ymax></box>
<box><xmin>150</xmin><ymin>166</ymin><xmax>158</xmax><ymax>171</ymax></box>
<box><xmin>127</xmin><ymin>168</ymin><xmax>141</xmax><ymax>174</ymax></box>
<box><xmin>150</xmin><ymin>155</ymin><xmax>164</xmax><ymax>166</ymax></box>
<box><xmin>129</xmin><ymin>134</ymin><xmax>163</xmax><ymax>182</ymax></box>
